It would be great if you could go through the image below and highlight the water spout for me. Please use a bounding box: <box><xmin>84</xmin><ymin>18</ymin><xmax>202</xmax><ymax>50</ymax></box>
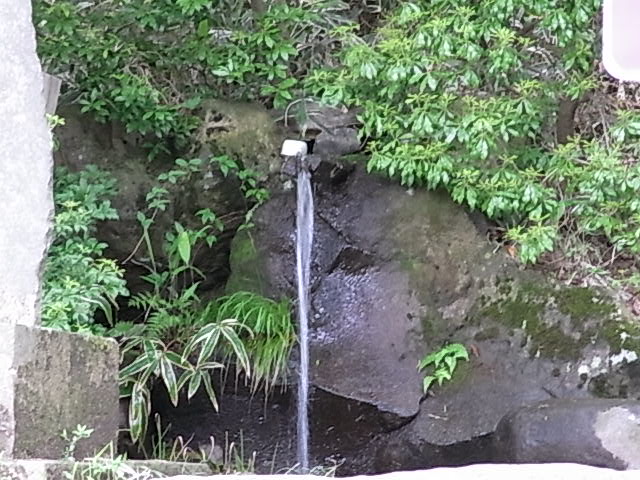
<box><xmin>281</xmin><ymin>140</ymin><xmax>314</xmax><ymax>471</ymax></box>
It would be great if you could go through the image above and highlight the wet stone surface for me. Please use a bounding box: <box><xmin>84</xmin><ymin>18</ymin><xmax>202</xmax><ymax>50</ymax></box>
<box><xmin>187</xmin><ymin>161</ymin><xmax>640</xmax><ymax>473</ymax></box>
<box><xmin>152</xmin><ymin>376</ymin><xmax>391</xmax><ymax>475</ymax></box>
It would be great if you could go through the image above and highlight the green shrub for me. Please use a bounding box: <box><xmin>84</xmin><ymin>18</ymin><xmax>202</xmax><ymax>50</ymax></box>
<box><xmin>213</xmin><ymin>291</ymin><xmax>295</xmax><ymax>394</ymax></box>
<box><xmin>43</xmin><ymin>166</ymin><xmax>129</xmax><ymax>333</ymax></box>
<box><xmin>34</xmin><ymin>0</ymin><xmax>345</xmax><ymax>152</ymax></box>
<box><xmin>305</xmin><ymin>0</ymin><xmax>640</xmax><ymax>263</ymax></box>
<box><xmin>114</xmin><ymin>156</ymin><xmax>292</xmax><ymax>444</ymax></box>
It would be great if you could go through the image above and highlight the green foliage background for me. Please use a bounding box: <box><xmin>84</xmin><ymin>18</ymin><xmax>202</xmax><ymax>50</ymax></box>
<box><xmin>36</xmin><ymin>0</ymin><xmax>640</xmax><ymax>269</ymax></box>
<box><xmin>307</xmin><ymin>0</ymin><xmax>640</xmax><ymax>264</ymax></box>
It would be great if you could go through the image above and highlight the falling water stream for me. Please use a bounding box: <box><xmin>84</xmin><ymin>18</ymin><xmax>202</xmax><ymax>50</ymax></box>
<box><xmin>295</xmin><ymin>161</ymin><xmax>314</xmax><ymax>471</ymax></box>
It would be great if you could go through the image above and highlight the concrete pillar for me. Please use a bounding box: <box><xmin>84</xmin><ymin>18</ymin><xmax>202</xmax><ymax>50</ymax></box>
<box><xmin>0</xmin><ymin>0</ymin><xmax>119</xmax><ymax>461</ymax></box>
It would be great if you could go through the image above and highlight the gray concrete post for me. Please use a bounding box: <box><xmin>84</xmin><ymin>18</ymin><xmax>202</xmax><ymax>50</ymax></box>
<box><xmin>0</xmin><ymin>0</ymin><xmax>119</xmax><ymax>461</ymax></box>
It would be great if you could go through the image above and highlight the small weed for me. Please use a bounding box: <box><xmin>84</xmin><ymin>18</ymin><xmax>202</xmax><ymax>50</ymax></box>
<box><xmin>62</xmin><ymin>425</ymin><xmax>94</xmax><ymax>461</ymax></box>
<box><xmin>418</xmin><ymin>343</ymin><xmax>469</xmax><ymax>394</ymax></box>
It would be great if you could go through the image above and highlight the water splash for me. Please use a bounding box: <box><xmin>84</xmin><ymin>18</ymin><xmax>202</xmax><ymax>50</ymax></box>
<box><xmin>296</xmin><ymin>165</ymin><xmax>314</xmax><ymax>471</ymax></box>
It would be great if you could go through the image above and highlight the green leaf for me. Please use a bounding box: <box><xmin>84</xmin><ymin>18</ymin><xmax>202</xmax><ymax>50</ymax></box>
<box><xmin>418</xmin><ymin>355</ymin><xmax>433</xmax><ymax>371</ymax></box>
<box><xmin>201</xmin><ymin>371</ymin><xmax>219</xmax><ymax>411</ymax></box>
<box><xmin>444</xmin><ymin>355</ymin><xmax>457</xmax><ymax>373</ymax></box>
<box><xmin>129</xmin><ymin>383</ymin><xmax>150</xmax><ymax>442</ymax></box>
<box><xmin>218</xmin><ymin>318</ymin><xmax>251</xmax><ymax>375</ymax></box>
<box><xmin>190</xmin><ymin>324</ymin><xmax>222</xmax><ymax>366</ymax></box>
<box><xmin>423</xmin><ymin>375</ymin><xmax>436</xmax><ymax>393</ymax></box>
<box><xmin>197</xmin><ymin>19</ymin><xmax>209</xmax><ymax>37</ymax></box>
<box><xmin>435</xmin><ymin>369</ymin><xmax>452</xmax><ymax>385</ymax></box>
<box><xmin>450</xmin><ymin>344</ymin><xmax>470</xmax><ymax>361</ymax></box>
<box><xmin>187</xmin><ymin>370</ymin><xmax>203</xmax><ymax>400</ymax></box>
<box><xmin>177</xmin><ymin>231</ymin><xmax>191</xmax><ymax>265</ymax></box>
<box><xmin>119</xmin><ymin>352</ymin><xmax>155</xmax><ymax>379</ymax></box>
<box><xmin>165</xmin><ymin>351</ymin><xmax>191</xmax><ymax>370</ymax></box>
<box><xmin>159</xmin><ymin>353</ymin><xmax>179</xmax><ymax>407</ymax></box>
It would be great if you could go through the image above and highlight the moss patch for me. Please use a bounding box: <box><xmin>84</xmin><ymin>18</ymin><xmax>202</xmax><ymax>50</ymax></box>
<box><xmin>225</xmin><ymin>229</ymin><xmax>266</xmax><ymax>295</ymax></box>
<box><xmin>555</xmin><ymin>287</ymin><xmax>616</xmax><ymax>321</ymax></box>
<box><xmin>201</xmin><ymin>100</ymin><xmax>283</xmax><ymax>178</ymax></box>
<box><xmin>479</xmin><ymin>279</ymin><xmax>621</xmax><ymax>361</ymax></box>
<box><xmin>84</xmin><ymin>334</ymin><xmax>116</xmax><ymax>353</ymax></box>
<box><xmin>482</xmin><ymin>297</ymin><xmax>583</xmax><ymax>360</ymax></box>
<box><xmin>600</xmin><ymin>318</ymin><xmax>640</xmax><ymax>355</ymax></box>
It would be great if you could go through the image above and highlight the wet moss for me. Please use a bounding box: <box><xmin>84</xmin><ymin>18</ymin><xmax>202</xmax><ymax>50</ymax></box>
<box><xmin>530</xmin><ymin>324</ymin><xmax>583</xmax><ymax>360</ymax></box>
<box><xmin>483</xmin><ymin>297</ymin><xmax>544</xmax><ymax>331</ymax></box>
<box><xmin>478</xmin><ymin>275</ymin><xmax>640</xmax><ymax>360</ymax></box>
<box><xmin>225</xmin><ymin>229</ymin><xmax>266</xmax><ymax>294</ymax></box>
<box><xmin>479</xmin><ymin>281</ymin><xmax>603</xmax><ymax>361</ymax></box>
<box><xmin>554</xmin><ymin>287</ymin><xmax>616</xmax><ymax>320</ymax></box>
<box><xmin>600</xmin><ymin>318</ymin><xmax>640</xmax><ymax>355</ymax></box>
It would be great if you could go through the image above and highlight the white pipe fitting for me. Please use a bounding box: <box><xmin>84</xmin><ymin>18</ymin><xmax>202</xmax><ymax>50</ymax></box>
<box><xmin>281</xmin><ymin>139</ymin><xmax>308</xmax><ymax>157</ymax></box>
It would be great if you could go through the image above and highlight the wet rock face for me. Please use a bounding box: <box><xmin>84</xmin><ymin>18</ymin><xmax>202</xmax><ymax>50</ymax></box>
<box><xmin>228</xmin><ymin>168</ymin><xmax>462</xmax><ymax>423</ymax></box>
<box><xmin>220</xmin><ymin>161</ymin><xmax>640</xmax><ymax>472</ymax></box>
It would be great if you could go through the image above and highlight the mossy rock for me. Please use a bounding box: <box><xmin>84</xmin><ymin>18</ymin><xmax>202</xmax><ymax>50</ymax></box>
<box><xmin>225</xmin><ymin>228</ymin><xmax>267</xmax><ymax>295</ymax></box>
<box><xmin>478</xmin><ymin>277</ymin><xmax>635</xmax><ymax>360</ymax></box>
<box><xmin>198</xmin><ymin>100</ymin><xmax>284</xmax><ymax>179</ymax></box>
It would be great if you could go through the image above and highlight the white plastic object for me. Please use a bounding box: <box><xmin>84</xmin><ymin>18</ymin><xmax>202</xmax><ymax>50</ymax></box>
<box><xmin>281</xmin><ymin>139</ymin><xmax>308</xmax><ymax>157</ymax></box>
<box><xmin>603</xmin><ymin>0</ymin><xmax>640</xmax><ymax>81</ymax></box>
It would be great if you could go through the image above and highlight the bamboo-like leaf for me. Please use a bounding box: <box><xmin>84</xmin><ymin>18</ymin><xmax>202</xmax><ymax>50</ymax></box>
<box><xmin>187</xmin><ymin>371</ymin><xmax>202</xmax><ymax>399</ymax></box>
<box><xmin>189</xmin><ymin>322</ymin><xmax>220</xmax><ymax>345</ymax></box>
<box><xmin>219</xmin><ymin>319</ymin><xmax>251</xmax><ymax>376</ymax></box>
<box><xmin>165</xmin><ymin>350</ymin><xmax>191</xmax><ymax>370</ymax></box>
<box><xmin>200</xmin><ymin>361</ymin><xmax>225</xmax><ymax>370</ymax></box>
<box><xmin>194</xmin><ymin>325</ymin><xmax>222</xmax><ymax>366</ymax></box>
<box><xmin>142</xmin><ymin>338</ymin><xmax>159</xmax><ymax>356</ymax></box>
<box><xmin>137</xmin><ymin>358</ymin><xmax>158</xmax><ymax>387</ymax></box>
<box><xmin>119</xmin><ymin>352</ymin><xmax>155</xmax><ymax>379</ymax></box>
<box><xmin>201</xmin><ymin>371</ymin><xmax>219</xmax><ymax>411</ymax></box>
<box><xmin>159</xmin><ymin>354</ymin><xmax>179</xmax><ymax>407</ymax></box>
<box><xmin>177</xmin><ymin>230</ymin><xmax>191</xmax><ymax>264</ymax></box>
<box><xmin>177</xmin><ymin>369</ymin><xmax>191</xmax><ymax>392</ymax></box>
<box><xmin>129</xmin><ymin>383</ymin><xmax>150</xmax><ymax>443</ymax></box>
<box><xmin>81</xmin><ymin>295</ymin><xmax>115</xmax><ymax>326</ymax></box>
<box><xmin>180</xmin><ymin>282</ymin><xmax>200</xmax><ymax>302</ymax></box>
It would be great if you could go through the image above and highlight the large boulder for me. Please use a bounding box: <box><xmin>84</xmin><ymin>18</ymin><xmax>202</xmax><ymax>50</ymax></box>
<box><xmin>224</xmin><ymin>159</ymin><xmax>640</xmax><ymax>471</ymax></box>
<box><xmin>494</xmin><ymin>399</ymin><xmax>640</xmax><ymax>469</ymax></box>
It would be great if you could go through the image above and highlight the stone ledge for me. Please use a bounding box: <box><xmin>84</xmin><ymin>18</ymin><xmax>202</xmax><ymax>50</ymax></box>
<box><xmin>0</xmin><ymin>325</ymin><xmax>119</xmax><ymax>460</ymax></box>
<box><xmin>0</xmin><ymin>459</ymin><xmax>212</xmax><ymax>480</ymax></box>
<box><xmin>158</xmin><ymin>463</ymin><xmax>640</xmax><ymax>480</ymax></box>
